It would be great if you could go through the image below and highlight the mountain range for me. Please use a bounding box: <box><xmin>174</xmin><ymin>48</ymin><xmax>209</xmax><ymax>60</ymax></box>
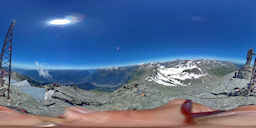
<box><xmin>13</xmin><ymin>59</ymin><xmax>239</xmax><ymax>91</ymax></box>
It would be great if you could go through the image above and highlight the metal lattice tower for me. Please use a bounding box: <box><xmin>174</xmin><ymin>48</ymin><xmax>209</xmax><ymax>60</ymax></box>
<box><xmin>249</xmin><ymin>58</ymin><xmax>256</xmax><ymax>90</ymax></box>
<box><xmin>0</xmin><ymin>20</ymin><xmax>16</xmax><ymax>99</ymax></box>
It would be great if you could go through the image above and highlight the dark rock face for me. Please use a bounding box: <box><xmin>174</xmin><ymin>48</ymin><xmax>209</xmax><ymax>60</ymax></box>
<box><xmin>183</xmin><ymin>68</ymin><xmax>202</xmax><ymax>75</ymax></box>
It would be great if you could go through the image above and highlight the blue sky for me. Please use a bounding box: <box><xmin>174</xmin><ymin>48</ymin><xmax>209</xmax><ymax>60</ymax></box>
<box><xmin>0</xmin><ymin>0</ymin><xmax>255</xmax><ymax>69</ymax></box>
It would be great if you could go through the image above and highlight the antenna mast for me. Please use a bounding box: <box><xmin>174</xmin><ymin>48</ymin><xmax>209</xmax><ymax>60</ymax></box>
<box><xmin>0</xmin><ymin>20</ymin><xmax>16</xmax><ymax>99</ymax></box>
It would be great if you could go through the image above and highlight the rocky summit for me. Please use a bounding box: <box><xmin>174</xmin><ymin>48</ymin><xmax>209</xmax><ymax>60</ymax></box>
<box><xmin>0</xmin><ymin>59</ymin><xmax>253</xmax><ymax>117</ymax></box>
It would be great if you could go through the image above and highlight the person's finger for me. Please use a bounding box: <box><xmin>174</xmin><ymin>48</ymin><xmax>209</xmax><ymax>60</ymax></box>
<box><xmin>68</xmin><ymin>107</ymin><xmax>96</xmax><ymax>114</ymax></box>
<box><xmin>62</xmin><ymin>99</ymin><xmax>215</xmax><ymax>127</ymax></box>
<box><xmin>0</xmin><ymin>106</ymin><xmax>42</xmax><ymax>126</ymax></box>
<box><xmin>191</xmin><ymin>102</ymin><xmax>214</xmax><ymax>113</ymax></box>
<box><xmin>193</xmin><ymin>104</ymin><xmax>256</xmax><ymax>126</ymax></box>
<box><xmin>63</xmin><ymin>107</ymin><xmax>96</xmax><ymax>121</ymax></box>
<box><xmin>231</xmin><ymin>105</ymin><xmax>256</xmax><ymax>112</ymax></box>
<box><xmin>0</xmin><ymin>106</ymin><xmax>15</xmax><ymax>113</ymax></box>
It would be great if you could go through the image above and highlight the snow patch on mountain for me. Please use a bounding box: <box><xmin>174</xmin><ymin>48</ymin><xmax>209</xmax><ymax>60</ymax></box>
<box><xmin>44</xmin><ymin>90</ymin><xmax>55</xmax><ymax>101</ymax></box>
<box><xmin>146</xmin><ymin>60</ymin><xmax>207</xmax><ymax>86</ymax></box>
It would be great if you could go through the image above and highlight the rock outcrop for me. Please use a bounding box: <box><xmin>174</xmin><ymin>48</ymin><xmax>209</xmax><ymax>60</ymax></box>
<box><xmin>44</xmin><ymin>85</ymin><xmax>109</xmax><ymax>108</ymax></box>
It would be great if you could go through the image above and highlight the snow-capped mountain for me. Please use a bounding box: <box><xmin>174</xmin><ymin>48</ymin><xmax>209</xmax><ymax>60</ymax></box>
<box><xmin>13</xmin><ymin>59</ymin><xmax>238</xmax><ymax>90</ymax></box>
<box><xmin>146</xmin><ymin>59</ymin><xmax>237</xmax><ymax>87</ymax></box>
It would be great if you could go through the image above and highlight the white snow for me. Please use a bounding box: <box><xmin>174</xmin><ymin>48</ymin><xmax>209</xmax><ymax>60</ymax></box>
<box><xmin>44</xmin><ymin>90</ymin><xmax>55</xmax><ymax>101</ymax></box>
<box><xmin>147</xmin><ymin>60</ymin><xmax>207</xmax><ymax>86</ymax></box>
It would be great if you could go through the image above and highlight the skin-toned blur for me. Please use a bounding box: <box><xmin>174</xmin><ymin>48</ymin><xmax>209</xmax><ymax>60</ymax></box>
<box><xmin>0</xmin><ymin>99</ymin><xmax>256</xmax><ymax>128</ymax></box>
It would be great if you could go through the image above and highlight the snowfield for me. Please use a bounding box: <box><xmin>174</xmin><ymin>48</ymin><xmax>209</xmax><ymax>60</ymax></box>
<box><xmin>146</xmin><ymin>60</ymin><xmax>207</xmax><ymax>86</ymax></box>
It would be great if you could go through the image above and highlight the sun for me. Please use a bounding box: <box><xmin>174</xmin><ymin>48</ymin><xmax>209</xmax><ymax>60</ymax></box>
<box><xmin>48</xmin><ymin>19</ymin><xmax>71</xmax><ymax>25</ymax></box>
<box><xmin>47</xmin><ymin>15</ymin><xmax>84</xmax><ymax>26</ymax></box>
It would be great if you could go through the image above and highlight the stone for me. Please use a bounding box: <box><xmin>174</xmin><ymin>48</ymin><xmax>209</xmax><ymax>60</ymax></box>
<box><xmin>236</xmin><ymin>65</ymin><xmax>252</xmax><ymax>79</ymax></box>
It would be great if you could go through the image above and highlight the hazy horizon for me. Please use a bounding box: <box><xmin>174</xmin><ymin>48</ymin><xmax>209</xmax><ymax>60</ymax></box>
<box><xmin>0</xmin><ymin>0</ymin><xmax>253</xmax><ymax>70</ymax></box>
<box><xmin>13</xmin><ymin>56</ymin><xmax>244</xmax><ymax>70</ymax></box>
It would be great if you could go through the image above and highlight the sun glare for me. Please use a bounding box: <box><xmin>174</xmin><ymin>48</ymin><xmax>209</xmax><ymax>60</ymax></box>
<box><xmin>48</xmin><ymin>19</ymin><xmax>71</xmax><ymax>25</ymax></box>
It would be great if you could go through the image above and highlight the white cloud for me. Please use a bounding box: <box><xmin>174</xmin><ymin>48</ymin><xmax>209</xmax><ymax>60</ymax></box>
<box><xmin>35</xmin><ymin>61</ymin><xmax>52</xmax><ymax>79</ymax></box>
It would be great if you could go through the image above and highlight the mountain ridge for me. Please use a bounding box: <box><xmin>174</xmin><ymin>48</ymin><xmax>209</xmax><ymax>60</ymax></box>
<box><xmin>13</xmin><ymin>59</ymin><xmax>239</xmax><ymax>90</ymax></box>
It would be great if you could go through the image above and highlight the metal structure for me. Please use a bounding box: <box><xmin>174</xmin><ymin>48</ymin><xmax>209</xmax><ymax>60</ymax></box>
<box><xmin>246</xmin><ymin>48</ymin><xmax>256</xmax><ymax>66</ymax></box>
<box><xmin>233</xmin><ymin>49</ymin><xmax>256</xmax><ymax>79</ymax></box>
<box><xmin>0</xmin><ymin>20</ymin><xmax>16</xmax><ymax>99</ymax></box>
<box><xmin>249</xmin><ymin>58</ymin><xmax>256</xmax><ymax>91</ymax></box>
<box><xmin>246</xmin><ymin>49</ymin><xmax>256</xmax><ymax>92</ymax></box>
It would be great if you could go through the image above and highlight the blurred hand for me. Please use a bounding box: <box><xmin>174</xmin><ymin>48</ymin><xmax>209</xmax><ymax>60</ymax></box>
<box><xmin>1</xmin><ymin>99</ymin><xmax>256</xmax><ymax>128</ymax></box>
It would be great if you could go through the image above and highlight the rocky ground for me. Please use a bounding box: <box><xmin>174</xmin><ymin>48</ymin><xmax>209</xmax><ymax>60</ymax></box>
<box><xmin>0</xmin><ymin>60</ymin><xmax>253</xmax><ymax>117</ymax></box>
<box><xmin>100</xmin><ymin>71</ymin><xmax>256</xmax><ymax>111</ymax></box>
<box><xmin>34</xmin><ymin>70</ymin><xmax>256</xmax><ymax>116</ymax></box>
<box><xmin>0</xmin><ymin>84</ymin><xmax>49</xmax><ymax>116</ymax></box>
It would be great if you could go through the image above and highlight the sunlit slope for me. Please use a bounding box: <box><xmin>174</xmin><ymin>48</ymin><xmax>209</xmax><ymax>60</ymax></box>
<box><xmin>128</xmin><ymin>59</ymin><xmax>238</xmax><ymax>87</ymax></box>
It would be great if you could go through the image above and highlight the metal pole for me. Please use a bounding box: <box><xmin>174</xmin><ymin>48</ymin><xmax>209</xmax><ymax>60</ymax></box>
<box><xmin>0</xmin><ymin>20</ymin><xmax>15</xmax><ymax>69</ymax></box>
<box><xmin>7</xmin><ymin>32</ymin><xmax>13</xmax><ymax>100</ymax></box>
<box><xmin>249</xmin><ymin>58</ymin><xmax>256</xmax><ymax>91</ymax></box>
<box><xmin>0</xmin><ymin>20</ymin><xmax>15</xmax><ymax>99</ymax></box>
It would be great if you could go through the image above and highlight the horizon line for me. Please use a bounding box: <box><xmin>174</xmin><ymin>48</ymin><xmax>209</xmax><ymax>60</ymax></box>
<box><xmin>12</xmin><ymin>56</ymin><xmax>245</xmax><ymax>70</ymax></box>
